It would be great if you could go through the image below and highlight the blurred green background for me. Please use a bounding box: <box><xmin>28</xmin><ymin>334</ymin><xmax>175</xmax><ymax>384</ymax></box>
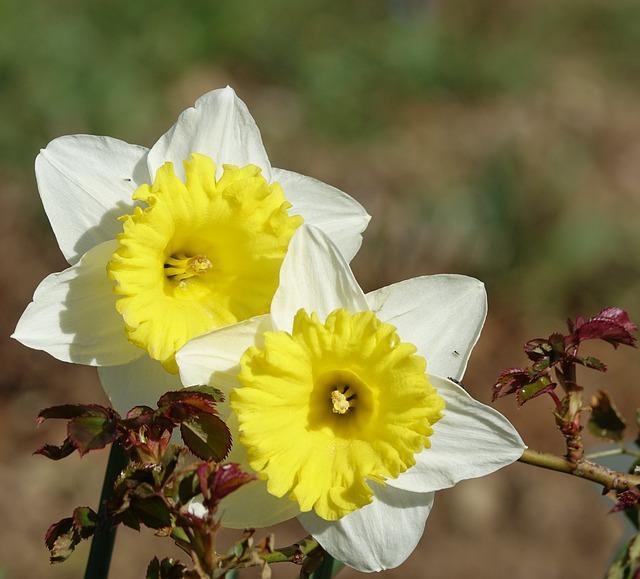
<box><xmin>2</xmin><ymin>1</ymin><xmax>640</xmax><ymax>577</ymax></box>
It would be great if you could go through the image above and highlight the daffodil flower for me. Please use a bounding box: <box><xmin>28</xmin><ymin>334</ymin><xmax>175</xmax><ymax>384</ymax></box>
<box><xmin>176</xmin><ymin>225</ymin><xmax>526</xmax><ymax>572</ymax></box>
<box><xmin>12</xmin><ymin>88</ymin><xmax>370</xmax><ymax>412</ymax></box>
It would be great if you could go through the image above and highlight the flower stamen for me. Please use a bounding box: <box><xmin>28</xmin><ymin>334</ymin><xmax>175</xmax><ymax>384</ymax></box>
<box><xmin>233</xmin><ymin>308</ymin><xmax>446</xmax><ymax>520</ymax></box>
<box><xmin>164</xmin><ymin>254</ymin><xmax>213</xmax><ymax>282</ymax></box>
<box><xmin>331</xmin><ymin>389</ymin><xmax>352</xmax><ymax>414</ymax></box>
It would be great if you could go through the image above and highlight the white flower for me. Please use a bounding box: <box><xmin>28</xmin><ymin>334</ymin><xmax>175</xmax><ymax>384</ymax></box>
<box><xmin>176</xmin><ymin>225</ymin><xmax>526</xmax><ymax>572</ymax></box>
<box><xmin>12</xmin><ymin>87</ymin><xmax>370</xmax><ymax>413</ymax></box>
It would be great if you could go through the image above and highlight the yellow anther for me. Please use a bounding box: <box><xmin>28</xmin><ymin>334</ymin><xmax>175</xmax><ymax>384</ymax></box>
<box><xmin>164</xmin><ymin>254</ymin><xmax>212</xmax><ymax>282</ymax></box>
<box><xmin>331</xmin><ymin>389</ymin><xmax>351</xmax><ymax>414</ymax></box>
<box><xmin>188</xmin><ymin>255</ymin><xmax>213</xmax><ymax>274</ymax></box>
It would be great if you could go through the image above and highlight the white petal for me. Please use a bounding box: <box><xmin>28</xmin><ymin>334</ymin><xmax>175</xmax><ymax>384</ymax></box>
<box><xmin>148</xmin><ymin>87</ymin><xmax>271</xmax><ymax>181</ymax></box>
<box><xmin>98</xmin><ymin>356</ymin><xmax>182</xmax><ymax>414</ymax></box>
<box><xmin>367</xmin><ymin>275</ymin><xmax>487</xmax><ymax>380</ymax></box>
<box><xmin>12</xmin><ymin>240</ymin><xmax>142</xmax><ymax>367</ymax></box>
<box><xmin>272</xmin><ymin>168</ymin><xmax>370</xmax><ymax>263</ymax></box>
<box><xmin>388</xmin><ymin>375</ymin><xmax>525</xmax><ymax>493</ymax></box>
<box><xmin>35</xmin><ymin>135</ymin><xmax>149</xmax><ymax>264</ymax></box>
<box><xmin>299</xmin><ymin>484</ymin><xmax>435</xmax><ymax>572</ymax></box>
<box><xmin>271</xmin><ymin>225</ymin><xmax>368</xmax><ymax>332</ymax></box>
<box><xmin>176</xmin><ymin>315</ymin><xmax>272</xmax><ymax>394</ymax></box>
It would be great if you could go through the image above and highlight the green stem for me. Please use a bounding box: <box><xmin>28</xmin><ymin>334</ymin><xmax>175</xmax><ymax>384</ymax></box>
<box><xmin>311</xmin><ymin>554</ymin><xmax>344</xmax><ymax>579</ymax></box>
<box><xmin>262</xmin><ymin>536</ymin><xmax>320</xmax><ymax>564</ymax></box>
<box><xmin>519</xmin><ymin>448</ymin><xmax>640</xmax><ymax>490</ymax></box>
<box><xmin>83</xmin><ymin>443</ymin><xmax>127</xmax><ymax>579</ymax></box>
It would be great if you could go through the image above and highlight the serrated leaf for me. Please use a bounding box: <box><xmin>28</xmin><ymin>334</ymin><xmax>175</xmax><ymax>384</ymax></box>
<box><xmin>133</xmin><ymin>496</ymin><xmax>172</xmax><ymax>530</ymax></box>
<box><xmin>37</xmin><ymin>404</ymin><xmax>114</xmax><ymax>425</ymax></box>
<box><xmin>68</xmin><ymin>415</ymin><xmax>117</xmax><ymax>456</ymax></box>
<box><xmin>147</xmin><ymin>557</ymin><xmax>187</xmax><ymax>579</ymax></box>
<box><xmin>178</xmin><ymin>472</ymin><xmax>200</xmax><ymax>505</ymax></box>
<box><xmin>180</xmin><ymin>414</ymin><xmax>231</xmax><ymax>462</ymax></box>
<box><xmin>212</xmin><ymin>463</ymin><xmax>256</xmax><ymax>504</ymax></box>
<box><xmin>184</xmin><ymin>384</ymin><xmax>225</xmax><ymax>402</ymax></box>
<box><xmin>158</xmin><ymin>390</ymin><xmax>220</xmax><ymax>423</ymax></box>
<box><xmin>34</xmin><ymin>437</ymin><xmax>77</xmax><ymax>460</ymax></box>
<box><xmin>44</xmin><ymin>507</ymin><xmax>97</xmax><ymax>564</ymax></box>
<box><xmin>72</xmin><ymin>506</ymin><xmax>97</xmax><ymax>532</ymax></box>
<box><xmin>576</xmin><ymin>355</ymin><xmax>608</xmax><ymax>372</ymax></box>
<box><xmin>516</xmin><ymin>375</ymin><xmax>555</xmax><ymax>405</ymax></box>
<box><xmin>571</xmin><ymin>307</ymin><xmax>637</xmax><ymax>349</ymax></box>
<box><xmin>45</xmin><ymin>518</ymin><xmax>75</xmax><ymax>563</ymax></box>
<box><xmin>589</xmin><ymin>390</ymin><xmax>626</xmax><ymax>442</ymax></box>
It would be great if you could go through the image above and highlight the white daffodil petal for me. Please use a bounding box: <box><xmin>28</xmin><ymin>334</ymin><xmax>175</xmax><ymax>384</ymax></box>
<box><xmin>271</xmin><ymin>225</ymin><xmax>368</xmax><ymax>332</ymax></box>
<box><xmin>272</xmin><ymin>168</ymin><xmax>370</xmax><ymax>263</ymax></box>
<box><xmin>12</xmin><ymin>240</ymin><xmax>142</xmax><ymax>368</ymax></box>
<box><xmin>35</xmin><ymin>135</ymin><xmax>149</xmax><ymax>265</ymax></box>
<box><xmin>176</xmin><ymin>315</ymin><xmax>272</xmax><ymax>395</ymax></box>
<box><xmin>388</xmin><ymin>375</ymin><xmax>525</xmax><ymax>493</ymax></box>
<box><xmin>148</xmin><ymin>87</ymin><xmax>271</xmax><ymax>181</ymax></box>
<box><xmin>98</xmin><ymin>356</ymin><xmax>183</xmax><ymax>414</ymax></box>
<box><xmin>299</xmin><ymin>484</ymin><xmax>435</xmax><ymax>572</ymax></box>
<box><xmin>367</xmin><ymin>275</ymin><xmax>487</xmax><ymax>381</ymax></box>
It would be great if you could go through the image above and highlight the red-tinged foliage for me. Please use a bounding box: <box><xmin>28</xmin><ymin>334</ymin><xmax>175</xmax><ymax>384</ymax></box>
<box><xmin>35</xmin><ymin>386</ymin><xmax>231</xmax><ymax>464</ymax></box>
<box><xmin>211</xmin><ymin>463</ymin><xmax>256</xmax><ymax>505</ymax></box>
<box><xmin>493</xmin><ymin>368</ymin><xmax>534</xmax><ymax>401</ymax></box>
<box><xmin>516</xmin><ymin>376</ymin><xmax>556</xmax><ymax>406</ymax></box>
<box><xmin>611</xmin><ymin>488</ymin><xmax>640</xmax><ymax>514</ymax></box>
<box><xmin>45</xmin><ymin>507</ymin><xmax>97</xmax><ymax>563</ymax></box>
<box><xmin>568</xmin><ymin>307</ymin><xmax>638</xmax><ymax>348</ymax></box>
<box><xmin>180</xmin><ymin>413</ymin><xmax>231</xmax><ymax>462</ymax></box>
<box><xmin>37</xmin><ymin>404</ymin><xmax>116</xmax><ymax>425</ymax></box>
<box><xmin>157</xmin><ymin>390</ymin><xmax>220</xmax><ymax>422</ymax></box>
<box><xmin>494</xmin><ymin>307</ymin><xmax>636</xmax><ymax>407</ymax></box>
<box><xmin>36</xmin><ymin>385</ymin><xmax>247</xmax><ymax>571</ymax></box>
<box><xmin>34</xmin><ymin>437</ymin><xmax>77</xmax><ymax>460</ymax></box>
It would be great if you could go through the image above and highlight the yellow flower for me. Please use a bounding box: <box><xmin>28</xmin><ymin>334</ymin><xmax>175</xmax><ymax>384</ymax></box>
<box><xmin>13</xmin><ymin>88</ymin><xmax>370</xmax><ymax>412</ymax></box>
<box><xmin>233</xmin><ymin>308</ymin><xmax>444</xmax><ymax>520</ymax></box>
<box><xmin>177</xmin><ymin>225</ymin><xmax>525</xmax><ymax>572</ymax></box>
<box><xmin>108</xmin><ymin>154</ymin><xmax>302</xmax><ymax>371</ymax></box>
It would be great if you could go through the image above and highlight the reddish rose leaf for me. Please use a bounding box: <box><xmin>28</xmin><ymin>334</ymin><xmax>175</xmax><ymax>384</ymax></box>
<box><xmin>212</xmin><ymin>463</ymin><xmax>256</xmax><ymax>505</ymax></box>
<box><xmin>180</xmin><ymin>414</ymin><xmax>231</xmax><ymax>462</ymax></box>
<box><xmin>492</xmin><ymin>368</ymin><xmax>533</xmax><ymax>401</ymax></box>
<box><xmin>146</xmin><ymin>557</ymin><xmax>188</xmax><ymax>579</ymax></box>
<box><xmin>516</xmin><ymin>375</ymin><xmax>556</xmax><ymax>406</ymax></box>
<box><xmin>612</xmin><ymin>488</ymin><xmax>640</xmax><ymax>514</ymax></box>
<box><xmin>570</xmin><ymin>307</ymin><xmax>637</xmax><ymax>348</ymax></box>
<box><xmin>45</xmin><ymin>517</ymin><xmax>75</xmax><ymax>563</ymax></box>
<box><xmin>34</xmin><ymin>437</ymin><xmax>77</xmax><ymax>460</ymax></box>
<box><xmin>37</xmin><ymin>404</ymin><xmax>116</xmax><ymax>425</ymax></box>
<box><xmin>126</xmin><ymin>405</ymin><xmax>155</xmax><ymax>419</ymax></box>
<box><xmin>44</xmin><ymin>507</ymin><xmax>96</xmax><ymax>564</ymax></box>
<box><xmin>158</xmin><ymin>390</ymin><xmax>220</xmax><ymax>423</ymax></box>
<box><xmin>523</xmin><ymin>338</ymin><xmax>554</xmax><ymax>362</ymax></box>
<box><xmin>572</xmin><ymin>355</ymin><xmax>608</xmax><ymax>372</ymax></box>
<box><xmin>132</xmin><ymin>496</ymin><xmax>172</xmax><ymax>530</ymax></box>
<box><xmin>68</xmin><ymin>415</ymin><xmax>118</xmax><ymax>456</ymax></box>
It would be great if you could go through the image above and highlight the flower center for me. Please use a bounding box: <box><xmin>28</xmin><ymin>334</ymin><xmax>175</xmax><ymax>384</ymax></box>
<box><xmin>164</xmin><ymin>253</ymin><xmax>213</xmax><ymax>283</ymax></box>
<box><xmin>330</xmin><ymin>387</ymin><xmax>354</xmax><ymax>414</ymax></box>
<box><xmin>108</xmin><ymin>153</ymin><xmax>303</xmax><ymax>371</ymax></box>
<box><xmin>232</xmin><ymin>308</ymin><xmax>445</xmax><ymax>521</ymax></box>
